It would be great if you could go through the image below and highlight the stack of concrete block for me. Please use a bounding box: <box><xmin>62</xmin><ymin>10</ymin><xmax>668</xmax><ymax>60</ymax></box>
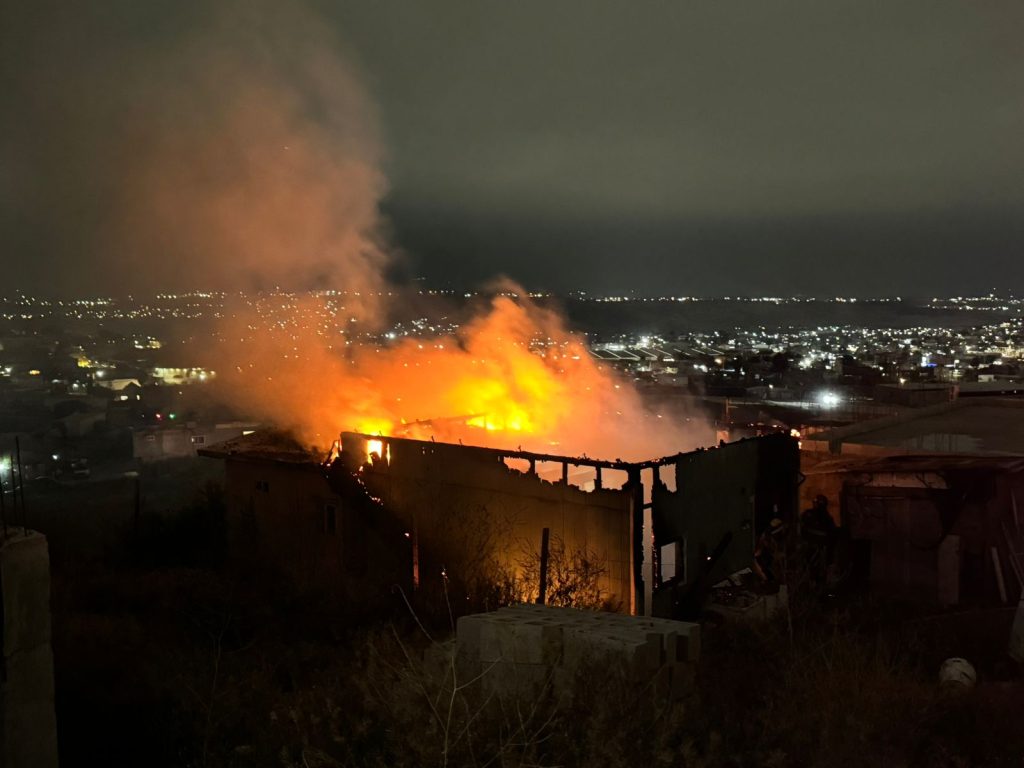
<box><xmin>453</xmin><ymin>604</ymin><xmax>700</xmax><ymax>701</ymax></box>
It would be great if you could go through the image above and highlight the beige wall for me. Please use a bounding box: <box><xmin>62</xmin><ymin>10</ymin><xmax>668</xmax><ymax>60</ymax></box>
<box><xmin>351</xmin><ymin>437</ymin><xmax>636</xmax><ymax>611</ymax></box>
<box><xmin>222</xmin><ymin>459</ymin><xmax>356</xmax><ymax>593</ymax></box>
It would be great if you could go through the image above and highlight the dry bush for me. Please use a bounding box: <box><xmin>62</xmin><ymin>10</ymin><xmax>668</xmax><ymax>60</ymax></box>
<box><xmin>413</xmin><ymin>516</ymin><xmax>614</xmax><ymax>621</ymax></box>
<box><xmin>516</xmin><ymin>533</ymin><xmax>613</xmax><ymax>610</ymax></box>
<box><xmin>354</xmin><ymin>621</ymin><xmax>690</xmax><ymax>768</ymax></box>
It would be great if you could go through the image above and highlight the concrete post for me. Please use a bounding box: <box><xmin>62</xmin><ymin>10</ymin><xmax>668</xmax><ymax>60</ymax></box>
<box><xmin>1</xmin><ymin>531</ymin><xmax>59</xmax><ymax>768</ymax></box>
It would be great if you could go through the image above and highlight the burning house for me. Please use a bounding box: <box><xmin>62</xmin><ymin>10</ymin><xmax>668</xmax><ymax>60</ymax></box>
<box><xmin>201</xmin><ymin>429</ymin><xmax>800</xmax><ymax>616</ymax></box>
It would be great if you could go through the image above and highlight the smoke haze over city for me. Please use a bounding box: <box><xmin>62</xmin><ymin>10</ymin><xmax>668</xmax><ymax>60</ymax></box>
<box><xmin>3</xmin><ymin>0</ymin><xmax>1024</xmax><ymax>297</ymax></box>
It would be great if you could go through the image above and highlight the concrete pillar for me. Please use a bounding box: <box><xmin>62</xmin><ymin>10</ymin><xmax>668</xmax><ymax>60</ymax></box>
<box><xmin>1</xmin><ymin>531</ymin><xmax>59</xmax><ymax>768</ymax></box>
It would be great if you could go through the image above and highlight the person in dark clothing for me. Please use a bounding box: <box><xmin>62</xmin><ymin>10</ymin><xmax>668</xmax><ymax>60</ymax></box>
<box><xmin>801</xmin><ymin>494</ymin><xmax>837</xmax><ymax>588</ymax></box>
<box><xmin>753</xmin><ymin>517</ymin><xmax>786</xmax><ymax>584</ymax></box>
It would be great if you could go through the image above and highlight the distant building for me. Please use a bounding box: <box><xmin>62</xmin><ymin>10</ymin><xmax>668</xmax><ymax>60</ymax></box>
<box><xmin>804</xmin><ymin>398</ymin><xmax>1024</xmax><ymax>458</ymax></box>
<box><xmin>56</xmin><ymin>409</ymin><xmax>105</xmax><ymax>438</ymax></box>
<box><xmin>802</xmin><ymin>454</ymin><xmax>1024</xmax><ymax>606</ymax></box>
<box><xmin>956</xmin><ymin>380</ymin><xmax>1024</xmax><ymax>398</ymax></box>
<box><xmin>94</xmin><ymin>377</ymin><xmax>142</xmax><ymax>392</ymax></box>
<box><xmin>132</xmin><ymin>421</ymin><xmax>259</xmax><ymax>462</ymax></box>
<box><xmin>800</xmin><ymin>398</ymin><xmax>1024</xmax><ymax>607</ymax></box>
<box><xmin>874</xmin><ymin>382</ymin><xmax>956</xmax><ymax>408</ymax></box>
<box><xmin>148</xmin><ymin>367</ymin><xmax>215</xmax><ymax>386</ymax></box>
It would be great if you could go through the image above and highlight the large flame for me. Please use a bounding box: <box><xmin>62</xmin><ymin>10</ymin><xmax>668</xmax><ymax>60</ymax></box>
<box><xmin>217</xmin><ymin>289</ymin><xmax>709</xmax><ymax>461</ymax></box>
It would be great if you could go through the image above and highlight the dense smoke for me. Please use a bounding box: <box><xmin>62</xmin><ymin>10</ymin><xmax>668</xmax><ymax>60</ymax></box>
<box><xmin>59</xmin><ymin>1</ymin><xmax>709</xmax><ymax>459</ymax></box>
<box><xmin>105</xmin><ymin>2</ymin><xmax>390</xmax><ymax>302</ymax></box>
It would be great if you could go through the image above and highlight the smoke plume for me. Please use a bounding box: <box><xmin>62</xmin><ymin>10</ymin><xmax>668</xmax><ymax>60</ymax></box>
<box><xmin>107</xmin><ymin>2</ymin><xmax>389</xmax><ymax>303</ymax></box>
<box><xmin>69</xmin><ymin>1</ymin><xmax>709</xmax><ymax>460</ymax></box>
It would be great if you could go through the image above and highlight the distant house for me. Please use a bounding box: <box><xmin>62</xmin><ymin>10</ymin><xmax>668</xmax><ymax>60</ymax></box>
<box><xmin>95</xmin><ymin>377</ymin><xmax>142</xmax><ymax>393</ymax></box>
<box><xmin>874</xmin><ymin>382</ymin><xmax>956</xmax><ymax>408</ymax></box>
<box><xmin>56</xmin><ymin>409</ymin><xmax>105</xmax><ymax>438</ymax></box>
<box><xmin>132</xmin><ymin>422</ymin><xmax>259</xmax><ymax>462</ymax></box>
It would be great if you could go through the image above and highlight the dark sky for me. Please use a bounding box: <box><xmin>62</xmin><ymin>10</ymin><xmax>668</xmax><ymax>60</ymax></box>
<box><xmin>2</xmin><ymin>1</ymin><xmax>1023</xmax><ymax>296</ymax></box>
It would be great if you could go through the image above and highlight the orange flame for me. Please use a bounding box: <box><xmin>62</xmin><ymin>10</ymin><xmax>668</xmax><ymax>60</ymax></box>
<box><xmin>218</xmin><ymin>290</ymin><xmax>711</xmax><ymax>461</ymax></box>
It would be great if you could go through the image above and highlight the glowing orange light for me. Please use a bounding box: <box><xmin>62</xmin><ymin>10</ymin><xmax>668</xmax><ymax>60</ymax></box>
<box><xmin>367</xmin><ymin>438</ymin><xmax>384</xmax><ymax>461</ymax></box>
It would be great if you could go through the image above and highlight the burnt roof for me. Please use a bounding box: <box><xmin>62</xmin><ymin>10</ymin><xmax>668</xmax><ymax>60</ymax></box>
<box><xmin>197</xmin><ymin>430</ymin><xmax>322</xmax><ymax>465</ymax></box>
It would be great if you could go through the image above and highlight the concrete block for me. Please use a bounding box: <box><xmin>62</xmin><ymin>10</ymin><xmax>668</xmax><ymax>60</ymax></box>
<box><xmin>499</xmin><ymin>621</ymin><xmax>553</xmax><ymax>664</ymax></box>
<box><xmin>676</xmin><ymin>622</ymin><xmax>701</xmax><ymax>662</ymax></box>
<box><xmin>456</xmin><ymin>605</ymin><xmax>701</xmax><ymax>706</ymax></box>
<box><xmin>456</xmin><ymin>614</ymin><xmax>485</xmax><ymax>654</ymax></box>
<box><xmin>477</xmin><ymin>619</ymin><xmax>506</xmax><ymax>663</ymax></box>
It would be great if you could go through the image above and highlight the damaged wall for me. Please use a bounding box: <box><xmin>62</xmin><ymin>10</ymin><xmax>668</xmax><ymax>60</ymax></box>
<box><xmin>219</xmin><ymin>456</ymin><xmax>407</xmax><ymax>598</ymax></box>
<box><xmin>651</xmin><ymin>433</ymin><xmax>800</xmax><ymax>595</ymax></box>
<box><xmin>343</xmin><ymin>433</ymin><xmax>635</xmax><ymax>611</ymax></box>
<box><xmin>205</xmin><ymin>431</ymin><xmax>801</xmax><ymax>617</ymax></box>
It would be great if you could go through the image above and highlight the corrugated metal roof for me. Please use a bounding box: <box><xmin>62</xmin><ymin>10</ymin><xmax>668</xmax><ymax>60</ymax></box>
<box><xmin>804</xmin><ymin>453</ymin><xmax>1024</xmax><ymax>475</ymax></box>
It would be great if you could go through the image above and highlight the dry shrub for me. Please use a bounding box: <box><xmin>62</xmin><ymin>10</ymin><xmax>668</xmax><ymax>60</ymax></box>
<box><xmin>516</xmin><ymin>533</ymin><xmax>614</xmax><ymax>610</ymax></box>
<box><xmin>355</xmin><ymin>624</ymin><xmax>690</xmax><ymax>768</ymax></box>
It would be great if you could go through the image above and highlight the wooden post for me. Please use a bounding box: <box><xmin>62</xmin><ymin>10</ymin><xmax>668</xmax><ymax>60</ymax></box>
<box><xmin>412</xmin><ymin>517</ymin><xmax>420</xmax><ymax>590</ymax></box>
<box><xmin>15</xmin><ymin>438</ymin><xmax>26</xmax><ymax>531</ymax></box>
<box><xmin>537</xmin><ymin>527</ymin><xmax>550</xmax><ymax>605</ymax></box>
<box><xmin>1</xmin><ymin>454</ymin><xmax>7</xmax><ymax>538</ymax></box>
<box><xmin>133</xmin><ymin>475</ymin><xmax>141</xmax><ymax>538</ymax></box>
<box><xmin>628</xmin><ymin>467</ymin><xmax>645</xmax><ymax>616</ymax></box>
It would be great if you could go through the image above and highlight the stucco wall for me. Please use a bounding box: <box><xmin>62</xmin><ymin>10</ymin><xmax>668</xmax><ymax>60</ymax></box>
<box><xmin>349</xmin><ymin>437</ymin><xmax>636</xmax><ymax>611</ymax></box>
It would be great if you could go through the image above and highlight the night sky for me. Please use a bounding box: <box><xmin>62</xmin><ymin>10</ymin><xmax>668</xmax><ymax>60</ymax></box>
<box><xmin>2</xmin><ymin>1</ymin><xmax>1023</xmax><ymax>296</ymax></box>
